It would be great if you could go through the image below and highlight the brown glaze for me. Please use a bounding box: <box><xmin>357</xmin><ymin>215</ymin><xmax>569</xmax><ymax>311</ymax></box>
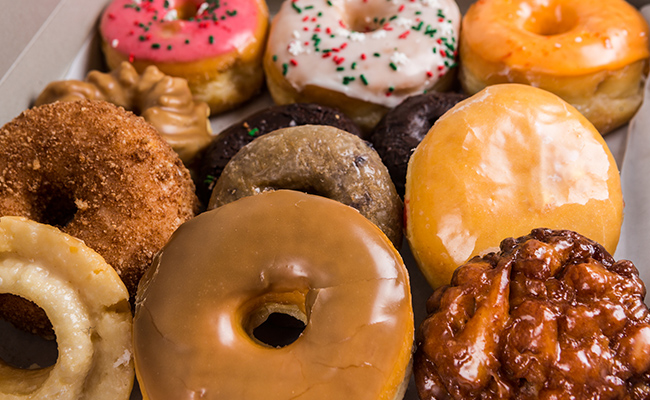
<box><xmin>134</xmin><ymin>190</ymin><xmax>414</xmax><ymax>400</ymax></box>
<box><xmin>208</xmin><ymin>125</ymin><xmax>404</xmax><ymax>247</ymax></box>
<box><xmin>0</xmin><ymin>100</ymin><xmax>199</xmax><ymax>335</ymax></box>
<box><xmin>415</xmin><ymin>228</ymin><xmax>650</xmax><ymax>399</ymax></box>
<box><xmin>35</xmin><ymin>61</ymin><xmax>212</xmax><ymax>164</ymax></box>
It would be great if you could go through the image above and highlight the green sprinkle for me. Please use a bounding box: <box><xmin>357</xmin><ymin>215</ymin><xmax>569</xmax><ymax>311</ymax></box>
<box><xmin>304</xmin><ymin>5</ymin><xmax>314</xmax><ymax>9</ymax></box>
<box><xmin>389</xmin><ymin>86</ymin><xmax>394</xmax><ymax>92</ymax></box>
<box><xmin>272</xmin><ymin>54</ymin><xmax>278</xmax><ymax>61</ymax></box>
<box><xmin>226</xmin><ymin>9</ymin><xmax>237</xmax><ymax>16</ymax></box>
<box><xmin>282</xmin><ymin>63</ymin><xmax>289</xmax><ymax>75</ymax></box>
<box><xmin>167</xmin><ymin>44</ymin><xmax>172</xmax><ymax>50</ymax></box>
<box><xmin>412</xmin><ymin>21</ymin><xmax>423</xmax><ymax>31</ymax></box>
<box><xmin>360</xmin><ymin>74</ymin><xmax>368</xmax><ymax>85</ymax></box>
<box><xmin>139</xmin><ymin>35</ymin><xmax>146</xmax><ymax>41</ymax></box>
<box><xmin>164</xmin><ymin>0</ymin><xmax>169</xmax><ymax>8</ymax></box>
<box><xmin>327</xmin><ymin>0</ymin><xmax>333</xmax><ymax>5</ymax></box>
<box><xmin>337</xmin><ymin>66</ymin><xmax>345</xmax><ymax>71</ymax></box>
<box><xmin>389</xmin><ymin>15</ymin><xmax>397</xmax><ymax>21</ymax></box>
<box><xmin>185</xmin><ymin>38</ymin><xmax>190</xmax><ymax>44</ymax></box>
<box><xmin>247</xmin><ymin>127</ymin><xmax>259</xmax><ymax>136</ymax></box>
<box><xmin>204</xmin><ymin>175</ymin><xmax>216</xmax><ymax>185</ymax></box>
<box><xmin>432</xmin><ymin>47</ymin><xmax>436</xmax><ymax>53</ymax></box>
<box><xmin>373</xmin><ymin>52</ymin><xmax>380</xmax><ymax>57</ymax></box>
<box><xmin>151</xmin><ymin>43</ymin><xmax>160</xmax><ymax>49</ymax></box>
<box><xmin>351</xmin><ymin>62</ymin><xmax>357</xmax><ymax>70</ymax></box>
<box><xmin>389</xmin><ymin>62</ymin><xmax>397</xmax><ymax>71</ymax></box>
<box><xmin>209</xmin><ymin>35</ymin><xmax>214</xmax><ymax>44</ymax></box>
<box><xmin>317</xmin><ymin>11</ymin><xmax>323</xmax><ymax>16</ymax></box>
<box><xmin>342</xmin><ymin>76</ymin><xmax>356</xmax><ymax>85</ymax></box>
<box><xmin>415</xmin><ymin>11</ymin><xmax>422</xmax><ymax>15</ymax></box>
<box><xmin>291</xmin><ymin>2</ymin><xmax>302</xmax><ymax>13</ymax></box>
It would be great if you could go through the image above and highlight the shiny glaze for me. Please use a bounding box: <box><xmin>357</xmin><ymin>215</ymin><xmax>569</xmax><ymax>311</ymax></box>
<box><xmin>461</xmin><ymin>0</ymin><xmax>649</xmax><ymax>76</ymax></box>
<box><xmin>100</xmin><ymin>0</ymin><xmax>266</xmax><ymax>63</ymax></box>
<box><xmin>415</xmin><ymin>229</ymin><xmax>650</xmax><ymax>399</ymax></box>
<box><xmin>133</xmin><ymin>190</ymin><xmax>414</xmax><ymax>400</ymax></box>
<box><xmin>405</xmin><ymin>84</ymin><xmax>624</xmax><ymax>290</ymax></box>
<box><xmin>35</xmin><ymin>62</ymin><xmax>211</xmax><ymax>164</ymax></box>
<box><xmin>265</xmin><ymin>0</ymin><xmax>460</xmax><ymax>108</ymax></box>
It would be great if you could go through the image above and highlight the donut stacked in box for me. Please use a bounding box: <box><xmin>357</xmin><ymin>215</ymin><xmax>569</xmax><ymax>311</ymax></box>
<box><xmin>2</xmin><ymin>0</ymin><xmax>650</xmax><ymax>399</ymax></box>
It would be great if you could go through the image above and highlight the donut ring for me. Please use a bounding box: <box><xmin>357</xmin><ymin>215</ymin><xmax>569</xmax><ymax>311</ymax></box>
<box><xmin>194</xmin><ymin>103</ymin><xmax>363</xmax><ymax>205</ymax></box>
<box><xmin>369</xmin><ymin>91</ymin><xmax>466</xmax><ymax>196</ymax></box>
<box><xmin>208</xmin><ymin>125</ymin><xmax>403</xmax><ymax>246</ymax></box>
<box><xmin>35</xmin><ymin>61</ymin><xmax>212</xmax><ymax>165</ymax></box>
<box><xmin>459</xmin><ymin>0</ymin><xmax>650</xmax><ymax>134</ymax></box>
<box><xmin>0</xmin><ymin>216</ymin><xmax>133</xmax><ymax>400</ymax></box>
<box><xmin>134</xmin><ymin>190</ymin><xmax>414</xmax><ymax>400</ymax></box>
<box><xmin>0</xmin><ymin>100</ymin><xmax>199</xmax><ymax>334</ymax></box>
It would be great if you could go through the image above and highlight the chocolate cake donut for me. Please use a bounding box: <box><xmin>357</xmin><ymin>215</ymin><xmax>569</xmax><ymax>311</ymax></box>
<box><xmin>194</xmin><ymin>103</ymin><xmax>362</xmax><ymax>206</ymax></box>
<box><xmin>369</xmin><ymin>91</ymin><xmax>466</xmax><ymax>196</ymax></box>
<box><xmin>415</xmin><ymin>228</ymin><xmax>650</xmax><ymax>399</ymax></box>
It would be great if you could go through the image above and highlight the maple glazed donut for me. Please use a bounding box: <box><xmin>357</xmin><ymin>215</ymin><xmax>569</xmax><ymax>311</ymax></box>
<box><xmin>100</xmin><ymin>0</ymin><xmax>269</xmax><ymax>115</ymax></box>
<box><xmin>460</xmin><ymin>0</ymin><xmax>650</xmax><ymax>134</ymax></box>
<box><xmin>405</xmin><ymin>84</ymin><xmax>624</xmax><ymax>290</ymax></box>
<box><xmin>264</xmin><ymin>0</ymin><xmax>461</xmax><ymax>131</ymax></box>
<box><xmin>0</xmin><ymin>216</ymin><xmax>133</xmax><ymax>400</ymax></box>
<box><xmin>134</xmin><ymin>190</ymin><xmax>414</xmax><ymax>400</ymax></box>
<box><xmin>208</xmin><ymin>125</ymin><xmax>404</xmax><ymax>247</ymax></box>
<box><xmin>0</xmin><ymin>100</ymin><xmax>199</xmax><ymax>335</ymax></box>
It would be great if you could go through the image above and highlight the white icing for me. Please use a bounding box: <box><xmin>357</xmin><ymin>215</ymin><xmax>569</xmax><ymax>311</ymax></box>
<box><xmin>163</xmin><ymin>9</ymin><xmax>178</xmax><ymax>21</ymax></box>
<box><xmin>267</xmin><ymin>0</ymin><xmax>461</xmax><ymax>108</ymax></box>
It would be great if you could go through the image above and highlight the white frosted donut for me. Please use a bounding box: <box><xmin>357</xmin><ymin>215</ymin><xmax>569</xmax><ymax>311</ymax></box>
<box><xmin>264</xmin><ymin>0</ymin><xmax>461</xmax><ymax>131</ymax></box>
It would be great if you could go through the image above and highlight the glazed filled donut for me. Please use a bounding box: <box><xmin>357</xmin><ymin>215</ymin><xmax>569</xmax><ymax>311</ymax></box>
<box><xmin>264</xmin><ymin>0</ymin><xmax>461</xmax><ymax>131</ymax></box>
<box><xmin>415</xmin><ymin>228</ymin><xmax>650</xmax><ymax>399</ymax></box>
<box><xmin>0</xmin><ymin>100</ymin><xmax>199</xmax><ymax>334</ymax></box>
<box><xmin>100</xmin><ymin>0</ymin><xmax>269</xmax><ymax>115</ymax></box>
<box><xmin>459</xmin><ymin>0</ymin><xmax>650</xmax><ymax>134</ymax></box>
<box><xmin>194</xmin><ymin>102</ymin><xmax>362</xmax><ymax>205</ymax></box>
<box><xmin>405</xmin><ymin>84</ymin><xmax>624</xmax><ymax>290</ymax></box>
<box><xmin>134</xmin><ymin>190</ymin><xmax>414</xmax><ymax>400</ymax></box>
<box><xmin>208</xmin><ymin>125</ymin><xmax>403</xmax><ymax>246</ymax></box>
<box><xmin>0</xmin><ymin>216</ymin><xmax>133</xmax><ymax>400</ymax></box>
<box><xmin>369</xmin><ymin>91</ymin><xmax>466</xmax><ymax>196</ymax></box>
<box><xmin>35</xmin><ymin>61</ymin><xmax>212</xmax><ymax>164</ymax></box>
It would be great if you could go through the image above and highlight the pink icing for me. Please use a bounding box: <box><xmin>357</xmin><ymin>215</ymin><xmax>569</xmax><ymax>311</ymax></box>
<box><xmin>100</xmin><ymin>0</ymin><xmax>264</xmax><ymax>63</ymax></box>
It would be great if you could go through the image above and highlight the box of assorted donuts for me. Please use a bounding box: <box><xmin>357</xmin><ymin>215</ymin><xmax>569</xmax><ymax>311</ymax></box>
<box><xmin>2</xmin><ymin>0</ymin><xmax>650</xmax><ymax>398</ymax></box>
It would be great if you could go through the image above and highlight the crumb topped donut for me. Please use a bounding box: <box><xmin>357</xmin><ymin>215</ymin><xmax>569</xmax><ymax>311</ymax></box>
<box><xmin>415</xmin><ymin>228</ymin><xmax>650</xmax><ymax>399</ymax></box>
<box><xmin>100</xmin><ymin>0</ymin><xmax>269</xmax><ymax>115</ymax></box>
<box><xmin>264</xmin><ymin>0</ymin><xmax>461</xmax><ymax>131</ymax></box>
<box><xmin>0</xmin><ymin>100</ymin><xmax>199</xmax><ymax>334</ymax></box>
<box><xmin>134</xmin><ymin>190</ymin><xmax>414</xmax><ymax>400</ymax></box>
<box><xmin>459</xmin><ymin>0</ymin><xmax>650</xmax><ymax>134</ymax></box>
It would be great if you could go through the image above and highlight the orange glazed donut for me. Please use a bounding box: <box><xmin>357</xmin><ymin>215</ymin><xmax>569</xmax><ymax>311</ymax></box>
<box><xmin>405</xmin><ymin>84</ymin><xmax>624</xmax><ymax>290</ymax></box>
<box><xmin>459</xmin><ymin>0</ymin><xmax>650</xmax><ymax>134</ymax></box>
<box><xmin>134</xmin><ymin>190</ymin><xmax>414</xmax><ymax>400</ymax></box>
<box><xmin>100</xmin><ymin>0</ymin><xmax>269</xmax><ymax>115</ymax></box>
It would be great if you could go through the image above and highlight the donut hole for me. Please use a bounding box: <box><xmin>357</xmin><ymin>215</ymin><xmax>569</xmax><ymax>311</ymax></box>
<box><xmin>342</xmin><ymin>4</ymin><xmax>394</xmax><ymax>33</ymax></box>
<box><xmin>175</xmin><ymin>1</ymin><xmax>203</xmax><ymax>20</ymax></box>
<box><xmin>39</xmin><ymin>187</ymin><xmax>77</xmax><ymax>229</ymax></box>
<box><xmin>245</xmin><ymin>303</ymin><xmax>307</xmax><ymax>348</ymax></box>
<box><xmin>523</xmin><ymin>3</ymin><xmax>578</xmax><ymax>36</ymax></box>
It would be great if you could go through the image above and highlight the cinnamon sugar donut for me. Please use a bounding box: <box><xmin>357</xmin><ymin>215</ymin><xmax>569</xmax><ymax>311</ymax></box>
<box><xmin>0</xmin><ymin>100</ymin><xmax>199</xmax><ymax>334</ymax></box>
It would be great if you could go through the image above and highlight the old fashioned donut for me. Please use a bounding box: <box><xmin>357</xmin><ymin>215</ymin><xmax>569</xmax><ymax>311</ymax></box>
<box><xmin>35</xmin><ymin>61</ymin><xmax>212</xmax><ymax>164</ymax></box>
<box><xmin>405</xmin><ymin>84</ymin><xmax>624</xmax><ymax>290</ymax></box>
<box><xmin>0</xmin><ymin>100</ymin><xmax>199</xmax><ymax>334</ymax></box>
<box><xmin>208</xmin><ymin>125</ymin><xmax>403</xmax><ymax>246</ymax></box>
<box><xmin>0</xmin><ymin>216</ymin><xmax>133</xmax><ymax>400</ymax></box>
<box><xmin>194</xmin><ymin>102</ymin><xmax>362</xmax><ymax>205</ymax></box>
<box><xmin>459</xmin><ymin>0</ymin><xmax>650</xmax><ymax>134</ymax></box>
<box><xmin>264</xmin><ymin>0</ymin><xmax>461</xmax><ymax>131</ymax></box>
<box><xmin>100</xmin><ymin>0</ymin><xmax>269</xmax><ymax>115</ymax></box>
<box><xmin>369</xmin><ymin>91</ymin><xmax>465</xmax><ymax>196</ymax></box>
<box><xmin>134</xmin><ymin>190</ymin><xmax>414</xmax><ymax>400</ymax></box>
<box><xmin>415</xmin><ymin>228</ymin><xmax>650</xmax><ymax>399</ymax></box>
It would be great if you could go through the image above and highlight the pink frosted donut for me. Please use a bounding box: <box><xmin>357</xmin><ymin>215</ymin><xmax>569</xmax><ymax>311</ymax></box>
<box><xmin>100</xmin><ymin>0</ymin><xmax>269</xmax><ymax>114</ymax></box>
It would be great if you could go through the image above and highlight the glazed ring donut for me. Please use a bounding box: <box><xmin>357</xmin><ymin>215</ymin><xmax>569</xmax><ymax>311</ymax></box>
<box><xmin>134</xmin><ymin>190</ymin><xmax>414</xmax><ymax>400</ymax></box>
<box><xmin>35</xmin><ymin>61</ymin><xmax>212</xmax><ymax>164</ymax></box>
<box><xmin>100</xmin><ymin>0</ymin><xmax>269</xmax><ymax>115</ymax></box>
<box><xmin>0</xmin><ymin>216</ymin><xmax>133</xmax><ymax>400</ymax></box>
<box><xmin>194</xmin><ymin>102</ymin><xmax>362</xmax><ymax>205</ymax></box>
<box><xmin>0</xmin><ymin>100</ymin><xmax>199</xmax><ymax>334</ymax></box>
<box><xmin>369</xmin><ymin>91</ymin><xmax>466</xmax><ymax>196</ymax></box>
<box><xmin>459</xmin><ymin>0</ymin><xmax>650</xmax><ymax>134</ymax></box>
<box><xmin>208</xmin><ymin>125</ymin><xmax>403</xmax><ymax>246</ymax></box>
<box><xmin>405</xmin><ymin>84</ymin><xmax>624</xmax><ymax>290</ymax></box>
<box><xmin>264</xmin><ymin>0</ymin><xmax>461</xmax><ymax>131</ymax></box>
